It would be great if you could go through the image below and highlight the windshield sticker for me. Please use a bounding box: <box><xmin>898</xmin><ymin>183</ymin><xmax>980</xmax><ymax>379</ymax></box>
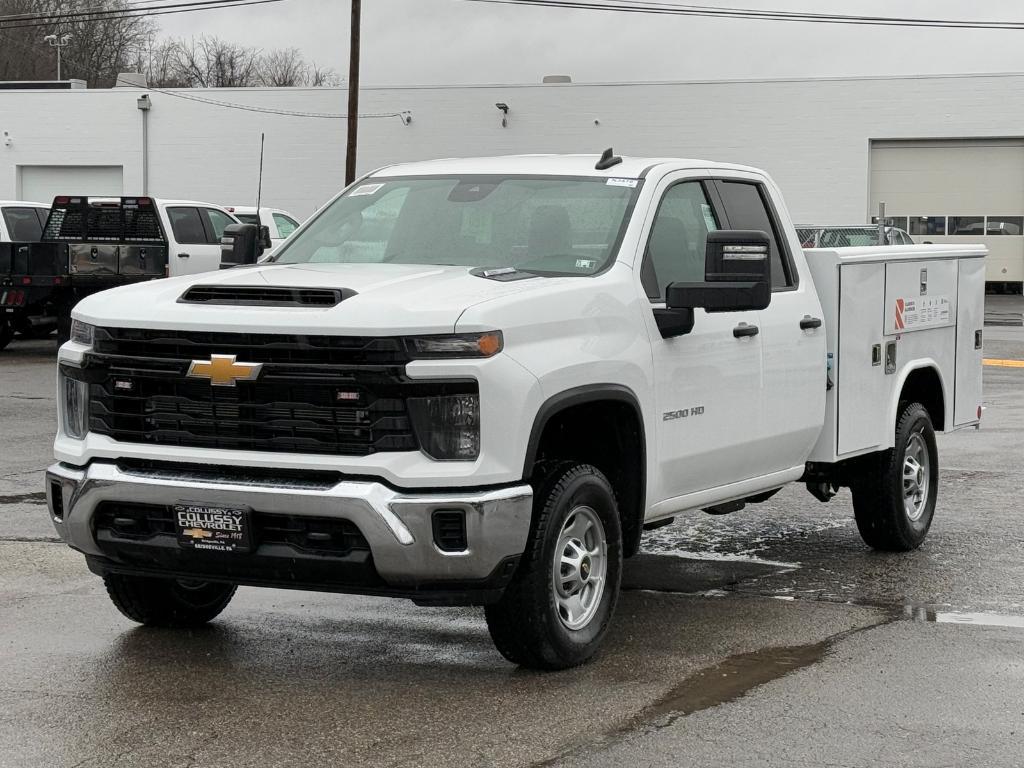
<box><xmin>606</xmin><ymin>178</ymin><xmax>639</xmax><ymax>188</ymax></box>
<box><xmin>350</xmin><ymin>183</ymin><xmax>385</xmax><ymax>197</ymax></box>
<box><xmin>701</xmin><ymin>203</ymin><xmax>719</xmax><ymax>232</ymax></box>
<box><xmin>575</xmin><ymin>258</ymin><xmax>597</xmax><ymax>270</ymax></box>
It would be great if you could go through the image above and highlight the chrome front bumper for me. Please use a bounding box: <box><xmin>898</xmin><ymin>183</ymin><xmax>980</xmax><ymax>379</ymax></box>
<box><xmin>45</xmin><ymin>461</ymin><xmax>533</xmax><ymax>587</ymax></box>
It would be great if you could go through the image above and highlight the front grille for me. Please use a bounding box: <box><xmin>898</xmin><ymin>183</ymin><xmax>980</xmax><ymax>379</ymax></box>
<box><xmin>84</xmin><ymin>329</ymin><xmax>475</xmax><ymax>456</ymax></box>
<box><xmin>89</xmin><ymin>370</ymin><xmax>417</xmax><ymax>455</ymax></box>
<box><xmin>93</xmin><ymin>326</ymin><xmax>409</xmax><ymax>366</ymax></box>
<box><xmin>180</xmin><ymin>285</ymin><xmax>351</xmax><ymax>307</ymax></box>
<box><xmin>95</xmin><ymin>502</ymin><xmax>370</xmax><ymax>556</ymax></box>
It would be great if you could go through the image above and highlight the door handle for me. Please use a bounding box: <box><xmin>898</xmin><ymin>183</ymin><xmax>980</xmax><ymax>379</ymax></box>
<box><xmin>177</xmin><ymin>252</ymin><xmax>190</xmax><ymax>258</ymax></box>
<box><xmin>733</xmin><ymin>323</ymin><xmax>759</xmax><ymax>338</ymax></box>
<box><xmin>800</xmin><ymin>315</ymin><xmax>822</xmax><ymax>330</ymax></box>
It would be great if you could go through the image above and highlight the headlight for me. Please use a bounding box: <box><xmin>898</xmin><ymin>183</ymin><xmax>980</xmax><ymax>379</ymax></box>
<box><xmin>70</xmin><ymin>319</ymin><xmax>95</xmax><ymax>346</ymax></box>
<box><xmin>405</xmin><ymin>332</ymin><xmax>502</xmax><ymax>359</ymax></box>
<box><xmin>407</xmin><ymin>394</ymin><xmax>480</xmax><ymax>460</ymax></box>
<box><xmin>60</xmin><ymin>372</ymin><xmax>89</xmax><ymax>439</ymax></box>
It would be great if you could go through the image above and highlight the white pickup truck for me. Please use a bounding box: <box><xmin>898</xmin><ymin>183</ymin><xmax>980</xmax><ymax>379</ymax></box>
<box><xmin>47</xmin><ymin>153</ymin><xmax>985</xmax><ymax>670</ymax></box>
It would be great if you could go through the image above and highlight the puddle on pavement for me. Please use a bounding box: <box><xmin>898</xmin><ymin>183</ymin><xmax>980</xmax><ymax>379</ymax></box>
<box><xmin>622</xmin><ymin>640</ymin><xmax>829</xmax><ymax>731</ymax></box>
<box><xmin>902</xmin><ymin>605</ymin><xmax>1024</xmax><ymax>629</ymax></box>
<box><xmin>622</xmin><ymin>554</ymin><xmax>790</xmax><ymax>594</ymax></box>
<box><xmin>0</xmin><ymin>492</ymin><xmax>46</xmax><ymax>505</ymax></box>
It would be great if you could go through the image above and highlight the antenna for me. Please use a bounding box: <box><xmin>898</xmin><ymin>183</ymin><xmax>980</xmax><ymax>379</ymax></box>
<box><xmin>595</xmin><ymin>147</ymin><xmax>622</xmax><ymax>171</ymax></box>
<box><xmin>255</xmin><ymin>132</ymin><xmax>265</xmax><ymax>225</ymax></box>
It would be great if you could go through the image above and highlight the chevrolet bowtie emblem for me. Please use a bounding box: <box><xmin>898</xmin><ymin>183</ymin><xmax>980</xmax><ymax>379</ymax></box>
<box><xmin>186</xmin><ymin>354</ymin><xmax>263</xmax><ymax>387</ymax></box>
<box><xmin>182</xmin><ymin>528</ymin><xmax>213</xmax><ymax>539</ymax></box>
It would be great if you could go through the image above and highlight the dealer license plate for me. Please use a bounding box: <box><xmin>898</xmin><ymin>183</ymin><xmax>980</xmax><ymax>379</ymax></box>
<box><xmin>174</xmin><ymin>503</ymin><xmax>252</xmax><ymax>553</ymax></box>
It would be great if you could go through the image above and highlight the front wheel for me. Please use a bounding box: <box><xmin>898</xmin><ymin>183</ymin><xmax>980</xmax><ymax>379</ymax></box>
<box><xmin>104</xmin><ymin>574</ymin><xmax>237</xmax><ymax>627</ymax></box>
<box><xmin>485</xmin><ymin>463</ymin><xmax>622</xmax><ymax>670</ymax></box>
<box><xmin>0</xmin><ymin>320</ymin><xmax>13</xmax><ymax>351</ymax></box>
<box><xmin>851</xmin><ymin>402</ymin><xmax>939</xmax><ymax>551</ymax></box>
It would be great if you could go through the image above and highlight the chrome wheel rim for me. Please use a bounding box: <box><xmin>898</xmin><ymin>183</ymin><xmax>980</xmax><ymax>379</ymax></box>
<box><xmin>552</xmin><ymin>505</ymin><xmax>607</xmax><ymax>631</ymax></box>
<box><xmin>903</xmin><ymin>431</ymin><xmax>930</xmax><ymax>522</ymax></box>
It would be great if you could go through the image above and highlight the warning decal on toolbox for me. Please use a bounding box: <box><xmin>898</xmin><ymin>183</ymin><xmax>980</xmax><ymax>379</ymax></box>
<box><xmin>893</xmin><ymin>295</ymin><xmax>951</xmax><ymax>332</ymax></box>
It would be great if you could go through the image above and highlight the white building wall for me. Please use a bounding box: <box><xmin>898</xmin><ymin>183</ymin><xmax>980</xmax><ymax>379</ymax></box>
<box><xmin>1</xmin><ymin>72</ymin><xmax>1023</xmax><ymax>220</ymax></box>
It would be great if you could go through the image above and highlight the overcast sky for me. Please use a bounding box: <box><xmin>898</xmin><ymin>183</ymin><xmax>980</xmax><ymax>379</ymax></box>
<box><xmin>160</xmin><ymin>0</ymin><xmax>1024</xmax><ymax>85</ymax></box>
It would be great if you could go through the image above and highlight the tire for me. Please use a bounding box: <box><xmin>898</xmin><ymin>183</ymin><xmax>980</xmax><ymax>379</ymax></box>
<box><xmin>56</xmin><ymin>314</ymin><xmax>71</xmax><ymax>346</ymax></box>
<box><xmin>485</xmin><ymin>463</ymin><xmax>622</xmax><ymax>670</ymax></box>
<box><xmin>0</xmin><ymin>320</ymin><xmax>13</xmax><ymax>351</ymax></box>
<box><xmin>103</xmin><ymin>574</ymin><xmax>237</xmax><ymax>627</ymax></box>
<box><xmin>851</xmin><ymin>402</ymin><xmax>939</xmax><ymax>552</ymax></box>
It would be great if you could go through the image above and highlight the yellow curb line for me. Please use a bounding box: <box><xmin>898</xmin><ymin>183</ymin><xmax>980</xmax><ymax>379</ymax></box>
<box><xmin>984</xmin><ymin>359</ymin><xmax>1024</xmax><ymax>368</ymax></box>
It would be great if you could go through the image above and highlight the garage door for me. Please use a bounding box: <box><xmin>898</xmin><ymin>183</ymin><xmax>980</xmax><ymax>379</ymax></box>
<box><xmin>870</xmin><ymin>140</ymin><xmax>1024</xmax><ymax>285</ymax></box>
<box><xmin>19</xmin><ymin>165</ymin><xmax>123</xmax><ymax>204</ymax></box>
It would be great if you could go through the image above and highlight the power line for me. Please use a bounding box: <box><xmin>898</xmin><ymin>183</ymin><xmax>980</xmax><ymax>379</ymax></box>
<box><xmin>0</xmin><ymin>0</ymin><xmax>190</xmax><ymax>23</ymax></box>
<box><xmin>0</xmin><ymin>0</ymin><xmax>289</xmax><ymax>31</ymax></box>
<box><xmin>459</xmin><ymin>0</ymin><xmax>1024</xmax><ymax>31</ymax></box>
<box><xmin>145</xmin><ymin>85</ymin><xmax>411</xmax><ymax>122</ymax></box>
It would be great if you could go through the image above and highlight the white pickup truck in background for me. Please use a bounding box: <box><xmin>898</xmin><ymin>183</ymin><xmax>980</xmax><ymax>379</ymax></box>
<box><xmin>47</xmin><ymin>152</ymin><xmax>985</xmax><ymax>670</ymax></box>
<box><xmin>225</xmin><ymin>206</ymin><xmax>301</xmax><ymax>253</ymax></box>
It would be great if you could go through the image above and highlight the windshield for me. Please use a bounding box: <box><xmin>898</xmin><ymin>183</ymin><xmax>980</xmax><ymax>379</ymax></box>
<box><xmin>271</xmin><ymin>175</ymin><xmax>639</xmax><ymax>275</ymax></box>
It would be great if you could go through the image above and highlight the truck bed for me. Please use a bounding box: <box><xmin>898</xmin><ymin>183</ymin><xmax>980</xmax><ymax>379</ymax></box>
<box><xmin>805</xmin><ymin>244</ymin><xmax>986</xmax><ymax>464</ymax></box>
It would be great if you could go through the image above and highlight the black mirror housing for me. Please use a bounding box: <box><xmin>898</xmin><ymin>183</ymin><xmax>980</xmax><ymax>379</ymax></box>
<box><xmin>666</xmin><ymin>229</ymin><xmax>772</xmax><ymax>313</ymax></box>
<box><xmin>220</xmin><ymin>223</ymin><xmax>264</xmax><ymax>269</ymax></box>
<box><xmin>259</xmin><ymin>224</ymin><xmax>272</xmax><ymax>250</ymax></box>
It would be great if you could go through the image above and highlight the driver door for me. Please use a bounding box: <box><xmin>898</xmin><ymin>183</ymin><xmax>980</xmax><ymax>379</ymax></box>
<box><xmin>639</xmin><ymin>177</ymin><xmax>769</xmax><ymax>508</ymax></box>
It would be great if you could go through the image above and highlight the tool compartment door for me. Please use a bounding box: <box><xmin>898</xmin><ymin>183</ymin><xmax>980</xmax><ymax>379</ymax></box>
<box><xmin>837</xmin><ymin>262</ymin><xmax>889</xmax><ymax>455</ymax></box>
<box><xmin>884</xmin><ymin>260</ymin><xmax>958</xmax><ymax>336</ymax></box>
<box><xmin>954</xmin><ymin>257</ymin><xmax>985</xmax><ymax>426</ymax></box>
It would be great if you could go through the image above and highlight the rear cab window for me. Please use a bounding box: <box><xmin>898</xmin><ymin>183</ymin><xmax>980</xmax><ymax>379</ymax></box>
<box><xmin>712</xmin><ymin>179</ymin><xmax>796</xmax><ymax>290</ymax></box>
<box><xmin>2</xmin><ymin>207</ymin><xmax>46</xmax><ymax>241</ymax></box>
<box><xmin>166</xmin><ymin>207</ymin><xmax>207</xmax><ymax>245</ymax></box>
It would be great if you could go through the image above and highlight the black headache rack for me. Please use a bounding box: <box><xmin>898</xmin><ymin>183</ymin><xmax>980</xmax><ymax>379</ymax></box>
<box><xmin>37</xmin><ymin>196</ymin><xmax>169</xmax><ymax>283</ymax></box>
<box><xmin>1</xmin><ymin>197</ymin><xmax>171</xmax><ymax>343</ymax></box>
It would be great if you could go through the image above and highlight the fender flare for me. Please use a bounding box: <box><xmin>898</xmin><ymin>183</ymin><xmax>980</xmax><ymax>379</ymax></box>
<box><xmin>522</xmin><ymin>384</ymin><xmax>648</xmax><ymax>556</ymax></box>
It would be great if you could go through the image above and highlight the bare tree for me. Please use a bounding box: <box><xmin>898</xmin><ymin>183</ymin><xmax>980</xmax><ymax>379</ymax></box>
<box><xmin>258</xmin><ymin>47</ymin><xmax>305</xmax><ymax>87</ymax></box>
<box><xmin>0</xmin><ymin>9</ymin><xmax>340</xmax><ymax>90</ymax></box>
<box><xmin>173</xmin><ymin>35</ymin><xmax>262</xmax><ymax>87</ymax></box>
<box><xmin>309</xmin><ymin>63</ymin><xmax>341</xmax><ymax>87</ymax></box>
<box><xmin>0</xmin><ymin>0</ymin><xmax>156</xmax><ymax>87</ymax></box>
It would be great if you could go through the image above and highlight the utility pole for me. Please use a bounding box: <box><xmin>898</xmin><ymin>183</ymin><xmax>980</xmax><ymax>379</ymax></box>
<box><xmin>43</xmin><ymin>33</ymin><xmax>72</xmax><ymax>80</ymax></box>
<box><xmin>345</xmin><ymin>0</ymin><xmax>361</xmax><ymax>185</ymax></box>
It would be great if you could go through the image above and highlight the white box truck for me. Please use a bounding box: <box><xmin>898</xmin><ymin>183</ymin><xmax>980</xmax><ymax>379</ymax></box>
<box><xmin>46</xmin><ymin>152</ymin><xmax>985</xmax><ymax>669</ymax></box>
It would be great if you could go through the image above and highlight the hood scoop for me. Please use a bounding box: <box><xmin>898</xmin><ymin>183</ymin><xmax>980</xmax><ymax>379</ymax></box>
<box><xmin>179</xmin><ymin>285</ymin><xmax>356</xmax><ymax>307</ymax></box>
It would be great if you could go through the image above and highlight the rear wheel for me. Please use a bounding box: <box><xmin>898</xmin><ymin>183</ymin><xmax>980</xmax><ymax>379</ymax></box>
<box><xmin>485</xmin><ymin>463</ymin><xmax>622</xmax><ymax>670</ymax></box>
<box><xmin>104</xmin><ymin>574</ymin><xmax>236</xmax><ymax>627</ymax></box>
<box><xmin>851</xmin><ymin>402</ymin><xmax>938</xmax><ymax>551</ymax></box>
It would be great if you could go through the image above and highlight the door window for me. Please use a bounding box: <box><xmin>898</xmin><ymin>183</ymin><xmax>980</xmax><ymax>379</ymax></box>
<box><xmin>273</xmin><ymin>213</ymin><xmax>299</xmax><ymax>238</ymax></box>
<box><xmin>167</xmin><ymin>207</ymin><xmax>207</xmax><ymax>245</ymax></box>
<box><xmin>202</xmin><ymin>208</ymin><xmax>236</xmax><ymax>241</ymax></box>
<box><xmin>2</xmin><ymin>207</ymin><xmax>45</xmax><ymax>241</ymax></box>
<box><xmin>715</xmin><ymin>181</ymin><xmax>793</xmax><ymax>289</ymax></box>
<box><xmin>641</xmin><ymin>182</ymin><xmax>719</xmax><ymax>300</ymax></box>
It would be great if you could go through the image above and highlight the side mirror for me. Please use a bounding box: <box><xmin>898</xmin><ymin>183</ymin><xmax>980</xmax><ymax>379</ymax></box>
<box><xmin>220</xmin><ymin>223</ymin><xmax>265</xmax><ymax>269</ymax></box>
<box><xmin>666</xmin><ymin>230</ymin><xmax>772</xmax><ymax>313</ymax></box>
<box><xmin>259</xmin><ymin>224</ymin><xmax>272</xmax><ymax>250</ymax></box>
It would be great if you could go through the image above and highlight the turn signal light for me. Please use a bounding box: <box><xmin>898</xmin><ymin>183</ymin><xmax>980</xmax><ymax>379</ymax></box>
<box><xmin>405</xmin><ymin>331</ymin><xmax>504</xmax><ymax>359</ymax></box>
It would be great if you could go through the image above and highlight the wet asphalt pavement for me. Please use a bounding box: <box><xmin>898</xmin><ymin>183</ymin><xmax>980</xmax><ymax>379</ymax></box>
<box><xmin>1</xmin><ymin>302</ymin><xmax>1022</xmax><ymax>767</ymax></box>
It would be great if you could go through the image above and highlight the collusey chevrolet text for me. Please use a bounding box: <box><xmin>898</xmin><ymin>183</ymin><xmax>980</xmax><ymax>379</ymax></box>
<box><xmin>46</xmin><ymin>152</ymin><xmax>985</xmax><ymax>670</ymax></box>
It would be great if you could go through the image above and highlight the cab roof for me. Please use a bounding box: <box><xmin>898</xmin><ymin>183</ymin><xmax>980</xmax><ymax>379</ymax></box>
<box><xmin>371</xmin><ymin>154</ymin><xmax>765</xmax><ymax>179</ymax></box>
